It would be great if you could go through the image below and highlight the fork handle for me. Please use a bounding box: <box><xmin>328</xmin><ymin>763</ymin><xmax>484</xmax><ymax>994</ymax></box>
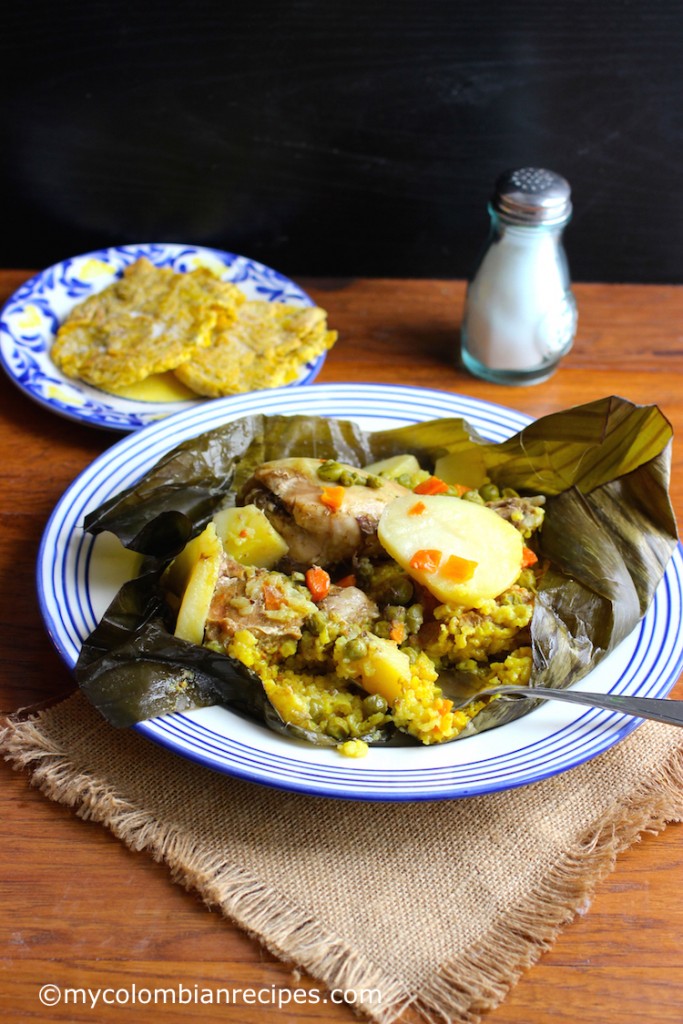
<box><xmin>494</xmin><ymin>686</ymin><xmax>683</xmax><ymax>727</ymax></box>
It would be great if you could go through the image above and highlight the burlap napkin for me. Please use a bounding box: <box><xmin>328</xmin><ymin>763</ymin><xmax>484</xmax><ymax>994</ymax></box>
<box><xmin>2</xmin><ymin>691</ymin><xmax>682</xmax><ymax>1024</ymax></box>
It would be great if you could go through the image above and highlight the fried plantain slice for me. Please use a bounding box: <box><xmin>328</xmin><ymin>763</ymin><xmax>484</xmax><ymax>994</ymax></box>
<box><xmin>173</xmin><ymin>300</ymin><xmax>337</xmax><ymax>397</ymax></box>
<box><xmin>51</xmin><ymin>258</ymin><xmax>244</xmax><ymax>390</ymax></box>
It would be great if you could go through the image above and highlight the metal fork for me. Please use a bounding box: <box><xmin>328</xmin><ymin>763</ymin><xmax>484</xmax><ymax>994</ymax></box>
<box><xmin>448</xmin><ymin>684</ymin><xmax>683</xmax><ymax>727</ymax></box>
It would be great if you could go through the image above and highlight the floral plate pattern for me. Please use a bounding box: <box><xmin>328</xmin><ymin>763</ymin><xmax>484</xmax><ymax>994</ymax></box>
<box><xmin>0</xmin><ymin>243</ymin><xmax>327</xmax><ymax>432</ymax></box>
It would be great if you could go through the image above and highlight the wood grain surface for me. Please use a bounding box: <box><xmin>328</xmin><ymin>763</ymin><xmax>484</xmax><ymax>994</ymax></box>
<box><xmin>0</xmin><ymin>272</ymin><xmax>681</xmax><ymax>1023</ymax></box>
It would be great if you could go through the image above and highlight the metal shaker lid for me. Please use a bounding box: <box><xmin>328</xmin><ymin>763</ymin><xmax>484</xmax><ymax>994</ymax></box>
<box><xmin>492</xmin><ymin>167</ymin><xmax>572</xmax><ymax>226</ymax></box>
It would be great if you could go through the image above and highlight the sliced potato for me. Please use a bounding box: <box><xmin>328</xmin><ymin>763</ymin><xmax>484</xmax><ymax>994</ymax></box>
<box><xmin>337</xmin><ymin>635</ymin><xmax>411</xmax><ymax>706</ymax></box>
<box><xmin>362</xmin><ymin>453</ymin><xmax>421</xmax><ymax>480</ymax></box>
<box><xmin>378</xmin><ymin>494</ymin><xmax>523</xmax><ymax>608</ymax></box>
<box><xmin>163</xmin><ymin>521</ymin><xmax>222</xmax><ymax>597</ymax></box>
<box><xmin>173</xmin><ymin>523</ymin><xmax>223</xmax><ymax>645</ymax></box>
<box><xmin>212</xmin><ymin>504</ymin><xmax>288</xmax><ymax>568</ymax></box>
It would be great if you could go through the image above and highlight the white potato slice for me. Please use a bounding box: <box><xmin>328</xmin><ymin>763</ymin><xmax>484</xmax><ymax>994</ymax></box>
<box><xmin>212</xmin><ymin>504</ymin><xmax>288</xmax><ymax>568</ymax></box>
<box><xmin>163</xmin><ymin>521</ymin><xmax>221</xmax><ymax>597</ymax></box>
<box><xmin>378</xmin><ymin>494</ymin><xmax>523</xmax><ymax>608</ymax></box>
<box><xmin>173</xmin><ymin>523</ymin><xmax>223</xmax><ymax>644</ymax></box>
<box><xmin>361</xmin><ymin>453</ymin><xmax>421</xmax><ymax>480</ymax></box>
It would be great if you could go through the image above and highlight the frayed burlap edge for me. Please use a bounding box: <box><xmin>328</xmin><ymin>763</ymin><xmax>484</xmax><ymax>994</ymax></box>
<box><xmin>0</xmin><ymin>710</ymin><xmax>413</xmax><ymax>1024</ymax></box>
<box><xmin>2</xmin><ymin>707</ymin><xmax>682</xmax><ymax>1024</ymax></box>
<box><xmin>415</xmin><ymin>738</ymin><xmax>683</xmax><ymax>1024</ymax></box>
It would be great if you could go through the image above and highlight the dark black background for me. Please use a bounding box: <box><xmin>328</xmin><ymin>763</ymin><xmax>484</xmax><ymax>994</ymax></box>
<box><xmin>2</xmin><ymin>0</ymin><xmax>681</xmax><ymax>281</ymax></box>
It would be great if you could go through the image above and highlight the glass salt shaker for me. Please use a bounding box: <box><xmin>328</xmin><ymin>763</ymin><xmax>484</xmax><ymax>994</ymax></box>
<box><xmin>460</xmin><ymin>167</ymin><xmax>577</xmax><ymax>385</ymax></box>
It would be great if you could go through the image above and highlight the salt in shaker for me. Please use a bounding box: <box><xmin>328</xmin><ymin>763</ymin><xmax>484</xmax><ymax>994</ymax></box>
<box><xmin>460</xmin><ymin>168</ymin><xmax>577</xmax><ymax>385</ymax></box>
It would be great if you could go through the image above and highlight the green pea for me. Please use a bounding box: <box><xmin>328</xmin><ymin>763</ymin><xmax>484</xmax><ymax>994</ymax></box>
<box><xmin>462</xmin><ymin>489</ymin><xmax>485</xmax><ymax>504</ymax></box>
<box><xmin>345</xmin><ymin>637</ymin><xmax>369</xmax><ymax>661</ymax></box>
<box><xmin>384</xmin><ymin>604</ymin><xmax>406</xmax><ymax>622</ymax></box>
<box><xmin>381</xmin><ymin>576</ymin><xmax>414</xmax><ymax>606</ymax></box>
<box><xmin>363</xmin><ymin>693</ymin><xmax>388</xmax><ymax>715</ymax></box>
<box><xmin>329</xmin><ymin>716</ymin><xmax>351</xmax><ymax>739</ymax></box>
<box><xmin>405</xmin><ymin>604</ymin><xmax>424</xmax><ymax>634</ymax></box>
<box><xmin>354</xmin><ymin>557</ymin><xmax>373</xmax><ymax>584</ymax></box>
<box><xmin>479</xmin><ymin>482</ymin><xmax>500</xmax><ymax>502</ymax></box>
<box><xmin>316</xmin><ymin>459</ymin><xmax>343</xmax><ymax>482</ymax></box>
<box><xmin>308</xmin><ymin>698</ymin><xmax>324</xmax><ymax>719</ymax></box>
<box><xmin>306</xmin><ymin>612</ymin><xmax>326</xmax><ymax>635</ymax></box>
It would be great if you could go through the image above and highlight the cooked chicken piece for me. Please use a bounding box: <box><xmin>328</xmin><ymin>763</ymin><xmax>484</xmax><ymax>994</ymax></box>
<box><xmin>320</xmin><ymin>585</ymin><xmax>379</xmax><ymax>626</ymax></box>
<box><xmin>239</xmin><ymin>457</ymin><xmax>410</xmax><ymax>569</ymax></box>
<box><xmin>204</xmin><ymin>557</ymin><xmax>315</xmax><ymax>651</ymax></box>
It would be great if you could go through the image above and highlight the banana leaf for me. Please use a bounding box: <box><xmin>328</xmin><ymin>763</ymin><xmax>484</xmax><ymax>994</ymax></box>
<box><xmin>75</xmin><ymin>563</ymin><xmax>347</xmax><ymax>742</ymax></box>
<box><xmin>76</xmin><ymin>395</ymin><xmax>678</xmax><ymax>742</ymax></box>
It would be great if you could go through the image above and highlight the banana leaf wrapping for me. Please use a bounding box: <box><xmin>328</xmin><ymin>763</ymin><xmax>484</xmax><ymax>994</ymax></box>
<box><xmin>75</xmin><ymin>396</ymin><xmax>678</xmax><ymax>744</ymax></box>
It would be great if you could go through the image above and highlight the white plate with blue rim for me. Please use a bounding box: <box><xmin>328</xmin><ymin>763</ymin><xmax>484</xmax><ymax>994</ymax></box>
<box><xmin>0</xmin><ymin>242</ymin><xmax>328</xmax><ymax>432</ymax></box>
<box><xmin>36</xmin><ymin>384</ymin><xmax>683</xmax><ymax>800</ymax></box>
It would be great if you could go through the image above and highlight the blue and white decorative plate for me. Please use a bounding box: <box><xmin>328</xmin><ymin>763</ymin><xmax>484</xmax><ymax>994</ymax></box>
<box><xmin>37</xmin><ymin>384</ymin><xmax>683</xmax><ymax>801</ymax></box>
<box><xmin>0</xmin><ymin>243</ymin><xmax>327</xmax><ymax>432</ymax></box>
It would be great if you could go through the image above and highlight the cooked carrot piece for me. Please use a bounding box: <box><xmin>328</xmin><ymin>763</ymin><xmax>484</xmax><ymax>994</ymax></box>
<box><xmin>409</xmin><ymin>549</ymin><xmax>442</xmax><ymax>573</ymax></box>
<box><xmin>263</xmin><ymin>584</ymin><xmax>284</xmax><ymax>610</ymax></box>
<box><xmin>409</xmin><ymin>500</ymin><xmax>427</xmax><ymax>516</ymax></box>
<box><xmin>389</xmin><ymin>622</ymin><xmax>406</xmax><ymax>643</ymax></box>
<box><xmin>305</xmin><ymin>566</ymin><xmax>331</xmax><ymax>601</ymax></box>
<box><xmin>413</xmin><ymin>476</ymin><xmax>449</xmax><ymax>495</ymax></box>
<box><xmin>522</xmin><ymin>546</ymin><xmax>538</xmax><ymax>567</ymax></box>
<box><xmin>319</xmin><ymin>485</ymin><xmax>346</xmax><ymax>511</ymax></box>
<box><xmin>441</xmin><ymin>553</ymin><xmax>478</xmax><ymax>582</ymax></box>
<box><xmin>336</xmin><ymin>573</ymin><xmax>357</xmax><ymax>588</ymax></box>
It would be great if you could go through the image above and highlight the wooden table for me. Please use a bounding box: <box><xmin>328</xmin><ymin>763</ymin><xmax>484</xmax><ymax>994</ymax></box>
<box><xmin>1</xmin><ymin>273</ymin><xmax>681</xmax><ymax>1023</ymax></box>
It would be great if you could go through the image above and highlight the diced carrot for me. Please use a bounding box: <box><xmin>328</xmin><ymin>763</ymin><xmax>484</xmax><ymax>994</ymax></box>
<box><xmin>441</xmin><ymin>553</ymin><xmax>478</xmax><ymax>582</ymax></box>
<box><xmin>305</xmin><ymin>566</ymin><xmax>331</xmax><ymax>602</ymax></box>
<box><xmin>409</xmin><ymin>500</ymin><xmax>427</xmax><ymax>516</ymax></box>
<box><xmin>389</xmin><ymin>622</ymin><xmax>406</xmax><ymax>643</ymax></box>
<box><xmin>452</xmin><ymin>483</ymin><xmax>470</xmax><ymax>496</ymax></box>
<box><xmin>238</xmin><ymin>528</ymin><xmax>250</xmax><ymax>538</ymax></box>
<box><xmin>319</xmin><ymin>485</ymin><xmax>346</xmax><ymax>511</ymax></box>
<box><xmin>413</xmin><ymin>475</ymin><xmax>449</xmax><ymax>495</ymax></box>
<box><xmin>522</xmin><ymin>546</ymin><xmax>538</xmax><ymax>567</ymax></box>
<box><xmin>336</xmin><ymin>573</ymin><xmax>357</xmax><ymax>588</ymax></box>
<box><xmin>409</xmin><ymin>548</ymin><xmax>442</xmax><ymax>574</ymax></box>
<box><xmin>263</xmin><ymin>584</ymin><xmax>284</xmax><ymax>610</ymax></box>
